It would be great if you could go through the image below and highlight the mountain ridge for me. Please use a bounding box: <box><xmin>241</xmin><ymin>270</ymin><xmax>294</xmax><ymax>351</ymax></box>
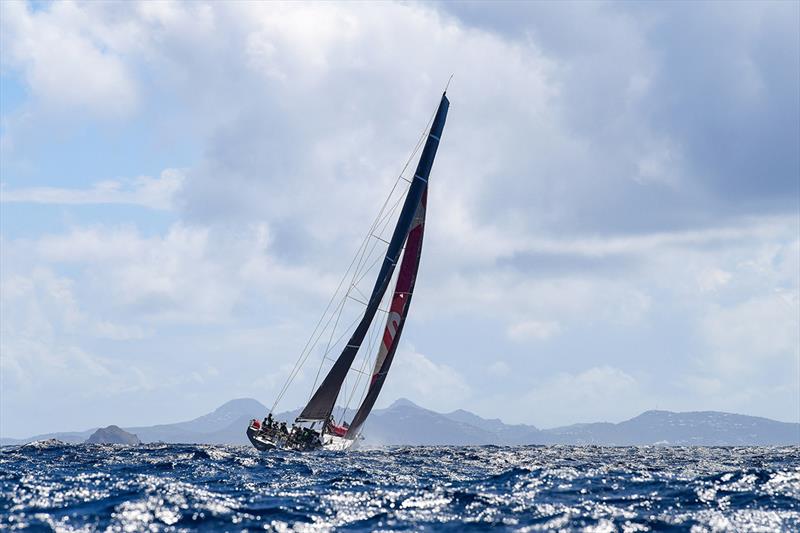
<box><xmin>2</xmin><ymin>398</ymin><xmax>797</xmax><ymax>446</ymax></box>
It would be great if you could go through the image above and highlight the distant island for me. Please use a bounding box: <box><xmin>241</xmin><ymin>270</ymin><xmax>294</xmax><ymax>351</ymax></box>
<box><xmin>3</xmin><ymin>398</ymin><xmax>798</xmax><ymax>447</ymax></box>
<box><xmin>85</xmin><ymin>425</ymin><xmax>140</xmax><ymax>445</ymax></box>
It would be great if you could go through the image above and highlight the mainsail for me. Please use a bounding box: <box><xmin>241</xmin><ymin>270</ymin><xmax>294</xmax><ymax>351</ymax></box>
<box><xmin>297</xmin><ymin>92</ymin><xmax>449</xmax><ymax>423</ymax></box>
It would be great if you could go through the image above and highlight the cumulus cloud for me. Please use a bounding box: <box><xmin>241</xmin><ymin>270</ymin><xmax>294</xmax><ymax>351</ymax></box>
<box><xmin>0</xmin><ymin>267</ymin><xmax>146</xmax><ymax>341</ymax></box>
<box><xmin>702</xmin><ymin>293</ymin><xmax>799</xmax><ymax>377</ymax></box>
<box><xmin>0</xmin><ymin>267</ymin><xmax>156</xmax><ymax>436</ymax></box>
<box><xmin>437</xmin><ymin>0</ymin><xmax>800</xmax><ymax>226</ymax></box>
<box><xmin>27</xmin><ymin>221</ymin><xmax>345</xmax><ymax>325</ymax></box>
<box><xmin>1</xmin><ymin>169</ymin><xmax>184</xmax><ymax>210</ymax></box>
<box><xmin>522</xmin><ymin>366</ymin><xmax>644</xmax><ymax>427</ymax></box>
<box><xmin>0</xmin><ymin>223</ymin><xmax>347</xmax><ymax>435</ymax></box>
<box><xmin>0</xmin><ymin>1</ymin><xmax>139</xmax><ymax>117</ymax></box>
<box><xmin>0</xmin><ymin>1</ymin><xmax>797</xmax><ymax>434</ymax></box>
<box><xmin>380</xmin><ymin>349</ymin><xmax>471</xmax><ymax>411</ymax></box>
<box><xmin>4</xmin><ymin>1</ymin><xmax>797</xmax><ymax>235</ymax></box>
<box><xmin>507</xmin><ymin>320</ymin><xmax>561</xmax><ymax>341</ymax></box>
<box><xmin>487</xmin><ymin>361</ymin><xmax>511</xmax><ymax>377</ymax></box>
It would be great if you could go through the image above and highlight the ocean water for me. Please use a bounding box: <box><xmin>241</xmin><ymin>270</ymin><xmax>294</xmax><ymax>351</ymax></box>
<box><xmin>1</xmin><ymin>443</ymin><xmax>798</xmax><ymax>532</ymax></box>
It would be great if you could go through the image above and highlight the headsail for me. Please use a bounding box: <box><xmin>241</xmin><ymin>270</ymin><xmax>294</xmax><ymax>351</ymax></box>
<box><xmin>297</xmin><ymin>93</ymin><xmax>449</xmax><ymax>422</ymax></box>
<box><xmin>345</xmin><ymin>187</ymin><xmax>428</xmax><ymax>438</ymax></box>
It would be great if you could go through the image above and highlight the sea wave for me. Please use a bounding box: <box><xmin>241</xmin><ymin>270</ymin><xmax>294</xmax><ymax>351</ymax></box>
<box><xmin>1</xmin><ymin>444</ymin><xmax>798</xmax><ymax>531</ymax></box>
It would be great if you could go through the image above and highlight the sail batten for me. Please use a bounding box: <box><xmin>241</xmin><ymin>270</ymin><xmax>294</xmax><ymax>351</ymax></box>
<box><xmin>297</xmin><ymin>93</ymin><xmax>449</xmax><ymax>423</ymax></box>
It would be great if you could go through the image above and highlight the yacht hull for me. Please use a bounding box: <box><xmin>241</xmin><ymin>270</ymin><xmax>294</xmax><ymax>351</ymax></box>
<box><xmin>246</xmin><ymin>425</ymin><xmax>279</xmax><ymax>451</ymax></box>
<box><xmin>320</xmin><ymin>433</ymin><xmax>357</xmax><ymax>451</ymax></box>
<box><xmin>245</xmin><ymin>422</ymin><xmax>355</xmax><ymax>452</ymax></box>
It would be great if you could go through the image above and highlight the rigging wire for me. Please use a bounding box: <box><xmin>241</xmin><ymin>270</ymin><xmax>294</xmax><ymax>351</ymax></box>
<box><xmin>339</xmin><ymin>258</ymin><xmax>400</xmax><ymax>422</ymax></box>
<box><xmin>270</xmin><ymin>101</ymin><xmax>438</xmax><ymax>417</ymax></box>
<box><xmin>308</xmin><ymin>179</ymin><xmax>409</xmax><ymax>402</ymax></box>
<box><xmin>291</xmin><ymin>145</ymin><xmax>428</xmax><ymax>412</ymax></box>
<box><xmin>270</xmin><ymin>177</ymin><xmax>409</xmax><ymax>413</ymax></box>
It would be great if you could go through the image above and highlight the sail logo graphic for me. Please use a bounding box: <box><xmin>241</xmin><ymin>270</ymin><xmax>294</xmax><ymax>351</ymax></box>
<box><xmin>371</xmin><ymin>311</ymin><xmax>402</xmax><ymax>385</ymax></box>
<box><xmin>383</xmin><ymin>311</ymin><xmax>402</xmax><ymax>349</ymax></box>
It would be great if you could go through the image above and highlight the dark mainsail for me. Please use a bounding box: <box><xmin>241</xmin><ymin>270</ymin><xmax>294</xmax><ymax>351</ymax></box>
<box><xmin>345</xmin><ymin>188</ymin><xmax>428</xmax><ymax>438</ymax></box>
<box><xmin>297</xmin><ymin>93</ymin><xmax>449</xmax><ymax>422</ymax></box>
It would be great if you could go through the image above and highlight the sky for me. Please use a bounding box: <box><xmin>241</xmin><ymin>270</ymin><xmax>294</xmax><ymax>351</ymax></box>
<box><xmin>1</xmin><ymin>0</ymin><xmax>798</xmax><ymax>438</ymax></box>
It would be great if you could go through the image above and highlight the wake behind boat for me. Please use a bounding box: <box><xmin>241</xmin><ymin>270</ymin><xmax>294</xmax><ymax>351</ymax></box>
<box><xmin>246</xmin><ymin>91</ymin><xmax>450</xmax><ymax>452</ymax></box>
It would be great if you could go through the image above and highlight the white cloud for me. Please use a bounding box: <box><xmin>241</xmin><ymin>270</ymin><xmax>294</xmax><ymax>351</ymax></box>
<box><xmin>10</xmin><ymin>212</ymin><xmax>789</xmax><ymax>428</ymax></box>
<box><xmin>10</xmin><ymin>218</ymin><xmax>347</xmax><ymax>329</ymax></box>
<box><xmin>32</xmin><ymin>224</ymin><xmax>245</xmax><ymax>323</ymax></box>
<box><xmin>696</xmin><ymin>267</ymin><xmax>733</xmax><ymax>293</ymax></box>
<box><xmin>635</xmin><ymin>139</ymin><xmax>683</xmax><ymax>187</ymax></box>
<box><xmin>380</xmin><ymin>349</ymin><xmax>471</xmax><ymax>412</ymax></box>
<box><xmin>507</xmin><ymin>320</ymin><xmax>561</xmax><ymax>341</ymax></box>
<box><xmin>0</xmin><ymin>1</ymin><xmax>139</xmax><ymax>117</ymax></box>
<box><xmin>0</xmin><ymin>226</ymin><xmax>340</xmax><ymax>434</ymax></box>
<box><xmin>0</xmin><ymin>266</ymin><xmax>143</xmax><ymax>343</ymax></box>
<box><xmin>0</xmin><ymin>267</ymin><xmax>154</xmax><ymax>434</ymax></box>
<box><xmin>0</xmin><ymin>267</ymin><xmax>147</xmax><ymax>342</ymax></box>
<box><xmin>423</xmin><ymin>272</ymin><xmax>652</xmax><ymax>331</ymax></box>
<box><xmin>0</xmin><ymin>1</ymin><xmax>797</xmax><ymax>434</ymax></box>
<box><xmin>701</xmin><ymin>293</ymin><xmax>799</xmax><ymax>376</ymax></box>
<box><xmin>487</xmin><ymin>361</ymin><xmax>511</xmax><ymax>377</ymax></box>
<box><xmin>1</xmin><ymin>169</ymin><xmax>184</xmax><ymax>210</ymax></box>
<box><xmin>523</xmin><ymin>366</ymin><xmax>644</xmax><ymax>427</ymax></box>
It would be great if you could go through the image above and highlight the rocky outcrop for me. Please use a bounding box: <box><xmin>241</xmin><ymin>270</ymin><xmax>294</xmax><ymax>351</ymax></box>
<box><xmin>85</xmin><ymin>425</ymin><xmax>140</xmax><ymax>445</ymax></box>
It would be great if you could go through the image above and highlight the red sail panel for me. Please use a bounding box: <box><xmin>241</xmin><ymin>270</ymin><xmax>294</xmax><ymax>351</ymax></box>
<box><xmin>346</xmin><ymin>188</ymin><xmax>428</xmax><ymax>438</ymax></box>
<box><xmin>370</xmin><ymin>195</ymin><xmax>425</xmax><ymax>382</ymax></box>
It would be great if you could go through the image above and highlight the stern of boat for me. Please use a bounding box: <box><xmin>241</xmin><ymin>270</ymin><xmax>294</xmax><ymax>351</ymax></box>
<box><xmin>246</xmin><ymin>421</ymin><xmax>278</xmax><ymax>451</ymax></box>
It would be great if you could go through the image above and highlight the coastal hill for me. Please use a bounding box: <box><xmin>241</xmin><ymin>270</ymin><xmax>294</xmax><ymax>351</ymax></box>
<box><xmin>3</xmin><ymin>398</ymin><xmax>797</xmax><ymax>446</ymax></box>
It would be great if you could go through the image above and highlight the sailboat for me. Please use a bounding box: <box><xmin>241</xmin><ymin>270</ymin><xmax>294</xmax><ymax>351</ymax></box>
<box><xmin>246</xmin><ymin>91</ymin><xmax>449</xmax><ymax>451</ymax></box>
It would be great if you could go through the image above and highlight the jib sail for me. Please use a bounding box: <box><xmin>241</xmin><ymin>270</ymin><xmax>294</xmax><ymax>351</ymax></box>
<box><xmin>346</xmin><ymin>186</ymin><xmax>428</xmax><ymax>438</ymax></box>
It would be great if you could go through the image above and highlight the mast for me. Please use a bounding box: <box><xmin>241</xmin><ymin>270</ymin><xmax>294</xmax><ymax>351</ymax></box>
<box><xmin>297</xmin><ymin>93</ymin><xmax>449</xmax><ymax>423</ymax></box>
<box><xmin>345</xmin><ymin>187</ymin><xmax>428</xmax><ymax>438</ymax></box>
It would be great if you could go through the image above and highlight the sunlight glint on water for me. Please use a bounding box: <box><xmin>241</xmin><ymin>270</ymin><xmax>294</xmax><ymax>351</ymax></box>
<box><xmin>1</xmin><ymin>443</ymin><xmax>798</xmax><ymax>531</ymax></box>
